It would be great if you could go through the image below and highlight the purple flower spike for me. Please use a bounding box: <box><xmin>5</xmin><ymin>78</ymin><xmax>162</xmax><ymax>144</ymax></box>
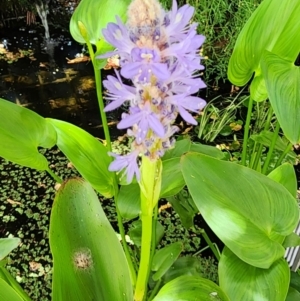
<box><xmin>100</xmin><ymin>0</ymin><xmax>207</xmax><ymax>183</ymax></box>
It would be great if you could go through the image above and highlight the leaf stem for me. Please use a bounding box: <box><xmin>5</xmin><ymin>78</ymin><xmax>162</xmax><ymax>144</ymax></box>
<box><xmin>115</xmin><ymin>197</ymin><xmax>137</xmax><ymax>286</ymax></box>
<box><xmin>198</xmin><ymin>228</ymin><xmax>220</xmax><ymax>261</ymax></box>
<box><xmin>252</xmin><ymin>105</ymin><xmax>273</xmax><ymax>171</ymax></box>
<box><xmin>262</xmin><ymin>120</ymin><xmax>281</xmax><ymax>174</ymax></box>
<box><xmin>241</xmin><ymin>96</ymin><xmax>254</xmax><ymax>166</ymax></box>
<box><xmin>134</xmin><ymin>211</ymin><xmax>153</xmax><ymax>301</ymax></box>
<box><xmin>148</xmin><ymin>279</ymin><xmax>162</xmax><ymax>301</ymax></box>
<box><xmin>46</xmin><ymin>168</ymin><xmax>63</xmax><ymax>183</ymax></box>
<box><xmin>86</xmin><ymin>40</ymin><xmax>112</xmax><ymax>152</ymax></box>
<box><xmin>275</xmin><ymin>142</ymin><xmax>293</xmax><ymax>168</ymax></box>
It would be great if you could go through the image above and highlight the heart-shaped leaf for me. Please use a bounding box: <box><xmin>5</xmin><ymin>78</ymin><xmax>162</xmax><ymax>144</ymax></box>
<box><xmin>181</xmin><ymin>152</ymin><xmax>299</xmax><ymax>268</ymax></box>
<box><xmin>153</xmin><ymin>275</ymin><xmax>230</xmax><ymax>301</ymax></box>
<box><xmin>228</xmin><ymin>0</ymin><xmax>300</xmax><ymax>101</ymax></box>
<box><xmin>161</xmin><ymin>139</ymin><xmax>224</xmax><ymax>198</ymax></box>
<box><xmin>261</xmin><ymin>50</ymin><xmax>300</xmax><ymax>144</ymax></box>
<box><xmin>219</xmin><ymin>247</ymin><xmax>290</xmax><ymax>301</ymax></box>
<box><xmin>70</xmin><ymin>0</ymin><xmax>130</xmax><ymax>46</ymax></box>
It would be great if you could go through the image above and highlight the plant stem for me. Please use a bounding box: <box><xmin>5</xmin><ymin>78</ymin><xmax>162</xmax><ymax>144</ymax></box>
<box><xmin>142</xmin><ymin>202</ymin><xmax>159</xmax><ymax>300</ymax></box>
<box><xmin>249</xmin><ymin>141</ymin><xmax>257</xmax><ymax>169</ymax></box>
<box><xmin>275</xmin><ymin>142</ymin><xmax>293</xmax><ymax>168</ymax></box>
<box><xmin>252</xmin><ymin>105</ymin><xmax>273</xmax><ymax>171</ymax></box>
<box><xmin>241</xmin><ymin>96</ymin><xmax>254</xmax><ymax>166</ymax></box>
<box><xmin>199</xmin><ymin>229</ymin><xmax>220</xmax><ymax>261</ymax></box>
<box><xmin>115</xmin><ymin>198</ymin><xmax>137</xmax><ymax>286</ymax></box>
<box><xmin>262</xmin><ymin>120</ymin><xmax>281</xmax><ymax>174</ymax></box>
<box><xmin>134</xmin><ymin>212</ymin><xmax>153</xmax><ymax>301</ymax></box>
<box><xmin>150</xmin><ymin>203</ymin><xmax>158</xmax><ymax>262</ymax></box>
<box><xmin>148</xmin><ymin>279</ymin><xmax>162</xmax><ymax>301</ymax></box>
<box><xmin>46</xmin><ymin>168</ymin><xmax>63</xmax><ymax>183</ymax></box>
<box><xmin>193</xmin><ymin>243</ymin><xmax>220</xmax><ymax>257</ymax></box>
<box><xmin>86</xmin><ymin>40</ymin><xmax>112</xmax><ymax>152</ymax></box>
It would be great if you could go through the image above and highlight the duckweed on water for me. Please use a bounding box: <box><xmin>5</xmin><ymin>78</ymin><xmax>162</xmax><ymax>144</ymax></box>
<box><xmin>1</xmin><ymin>147</ymin><xmax>218</xmax><ymax>300</ymax></box>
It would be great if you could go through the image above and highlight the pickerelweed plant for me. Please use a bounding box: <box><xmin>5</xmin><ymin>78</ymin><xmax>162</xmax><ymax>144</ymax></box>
<box><xmin>0</xmin><ymin>0</ymin><xmax>300</xmax><ymax>300</ymax></box>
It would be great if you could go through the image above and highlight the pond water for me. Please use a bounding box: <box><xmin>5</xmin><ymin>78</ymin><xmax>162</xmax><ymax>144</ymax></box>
<box><xmin>0</xmin><ymin>25</ymin><xmax>121</xmax><ymax>139</ymax></box>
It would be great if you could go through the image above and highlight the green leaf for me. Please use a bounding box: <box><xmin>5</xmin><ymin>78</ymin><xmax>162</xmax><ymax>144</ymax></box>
<box><xmin>268</xmin><ymin>163</ymin><xmax>297</xmax><ymax>197</ymax></box>
<box><xmin>163</xmin><ymin>138</ymin><xmax>224</xmax><ymax>161</ymax></box>
<box><xmin>249</xmin><ymin>71</ymin><xmax>268</xmax><ymax>102</ymax></box>
<box><xmin>161</xmin><ymin>140</ymin><xmax>224</xmax><ymax>199</ymax></box>
<box><xmin>152</xmin><ymin>242</ymin><xmax>183</xmax><ymax>281</ymax></box>
<box><xmin>261</xmin><ymin>50</ymin><xmax>300</xmax><ymax>144</ymax></box>
<box><xmin>48</xmin><ymin>118</ymin><xmax>117</xmax><ymax>198</ymax></box>
<box><xmin>69</xmin><ymin>0</ymin><xmax>130</xmax><ymax>46</ymax></box>
<box><xmin>118</xmin><ymin>183</ymin><xmax>140</xmax><ymax>221</ymax></box>
<box><xmin>160</xmin><ymin>158</ymin><xmax>185</xmax><ymax>198</ymax></box>
<box><xmin>228</xmin><ymin>0</ymin><xmax>300</xmax><ymax>101</ymax></box>
<box><xmin>181</xmin><ymin>153</ymin><xmax>299</xmax><ymax>268</ymax></box>
<box><xmin>0</xmin><ymin>278</ymin><xmax>25</xmax><ymax>301</ymax></box>
<box><xmin>0</xmin><ymin>238</ymin><xmax>20</xmax><ymax>261</ymax></box>
<box><xmin>0</xmin><ymin>266</ymin><xmax>32</xmax><ymax>301</ymax></box>
<box><xmin>0</xmin><ymin>98</ymin><xmax>56</xmax><ymax>170</ymax></box>
<box><xmin>286</xmin><ymin>287</ymin><xmax>300</xmax><ymax>301</ymax></box>
<box><xmin>219</xmin><ymin>247</ymin><xmax>290</xmax><ymax>301</ymax></box>
<box><xmin>49</xmin><ymin>178</ymin><xmax>132</xmax><ymax>301</ymax></box>
<box><xmin>128</xmin><ymin>220</ymin><xmax>164</xmax><ymax>247</ymax></box>
<box><xmin>163</xmin><ymin>139</ymin><xmax>191</xmax><ymax>160</ymax></box>
<box><xmin>290</xmin><ymin>271</ymin><xmax>300</xmax><ymax>292</ymax></box>
<box><xmin>161</xmin><ymin>256</ymin><xmax>204</xmax><ymax>285</ymax></box>
<box><xmin>166</xmin><ymin>189</ymin><xmax>198</xmax><ymax>229</ymax></box>
<box><xmin>283</xmin><ymin>233</ymin><xmax>300</xmax><ymax>248</ymax></box>
<box><xmin>153</xmin><ymin>275</ymin><xmax>230</xmax><ymax>301</ymax></box>
<box><xmin>250</xmin><ymin>131</ymin><xmax>296</xmax><ymax>160</ymax></box>
<box><xmin>190</xmin><ymin>143</ymin><xmax>225</xmax><ymax>160</ymax></box>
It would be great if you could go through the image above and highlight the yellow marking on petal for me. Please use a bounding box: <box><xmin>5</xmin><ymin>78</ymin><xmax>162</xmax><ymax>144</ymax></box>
<box><xmin>114</xmin><ymin>29</ymin><xmax>123</xmax><ymax>40</ymax></box>
<box><xmin>114</xmin><ymin>82</ymin><xmax>122</xmax><ymax>90</ymax></box>
<box><xmin>175</xmin><ymin>13</ymin><xmax>182</xmax><ymax>23</ymax></box>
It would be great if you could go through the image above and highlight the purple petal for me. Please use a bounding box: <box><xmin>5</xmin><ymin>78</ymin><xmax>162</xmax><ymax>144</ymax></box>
<box><xmin>181</xmin><ymin>96</ymin><xmax>206</xmax><ymax>113</ymax></box>
<box><xmin>104</xmin><ymin>98</ymin><xmax>126</xmax><ymax>112</ymax></box>
<box><xmin>148</xmin><ymin>114</ymin><xmax>165</xmax><ymax>137</ymax></box>
<box><xmin>151</xmin><ymin>63</ymin><xmax>171</xmax><ymax>80</ymax></box>
<box><xmin>108</xmin><ymin>151</ymin><xmax>140</xmax><ymax>183</ymax></box>
<box><xmin>117</xmin><ymin>111</ymin><xmax>142</xmax><ymax>129</ymax></box>
<box><xmin>121</xmin><ymin>62</ymin><xmax>142</xmax><ymax>79</ymax></box>
<box><xmin>178</xmin><ymin>106</ymin><xmax>197</xmax><ymax>125</ymax></box>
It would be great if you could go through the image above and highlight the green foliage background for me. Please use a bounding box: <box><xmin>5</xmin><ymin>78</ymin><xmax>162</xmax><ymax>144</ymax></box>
<box><xmin>161</xmin><ymin>0</ymin><xmax>263</xmax><ymax>84</ymax></box>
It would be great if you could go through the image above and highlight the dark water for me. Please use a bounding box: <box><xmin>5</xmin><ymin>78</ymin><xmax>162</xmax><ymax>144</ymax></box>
<box><xmin>0</xmin><ymin>25</ymin><xmax>122</xmax><ymax>139</ymax></box>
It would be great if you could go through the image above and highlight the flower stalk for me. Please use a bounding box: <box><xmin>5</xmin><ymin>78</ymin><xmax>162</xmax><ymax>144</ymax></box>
<box><xmin>135</xmin><ymin>156</ymin><xmax>162</xmax><ymax>301</ymax></box>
